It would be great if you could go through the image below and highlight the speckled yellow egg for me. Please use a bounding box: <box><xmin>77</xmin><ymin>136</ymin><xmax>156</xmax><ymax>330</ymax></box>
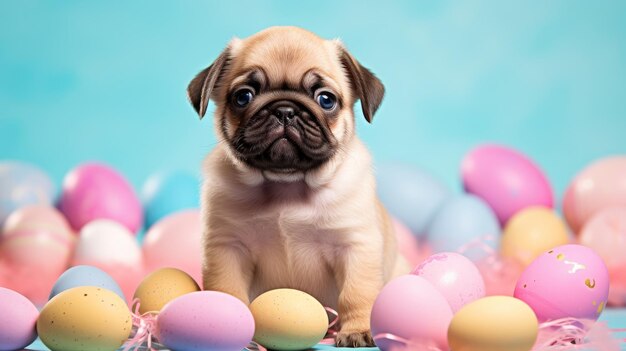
<box><xmin>448</xmin><ymin>296</ymin><xmax>538</xmax><ymax>351</ymax></box>
<box><xmin>501</xmin><ymin>207</ymin><xmax>570</xmax><ymax>266</ymax></box>
<box><xmin>133</xmin><ymin>267</ymin><xmax>200</xmax><ymax>314</ymax></box>
<box><xmin>37</xmin><ymin>286</ymin><xmax>132</xmax><ymax>351</ymax></box>
<box><xmin>250</xmin><ymin>289</ymin><xmax>328</xmax><ymax>350</ymax></box>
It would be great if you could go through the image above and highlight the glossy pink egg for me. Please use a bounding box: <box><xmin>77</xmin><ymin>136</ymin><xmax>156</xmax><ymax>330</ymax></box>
<box><xmin>514</xmin><ymin>244</ymin><xmax>609</xmax><ymax>322</ymax></box>
<box><xmin>461</xmin><ymin>144</ymin><xmax>553</xmax><ymax>225</ymax></box>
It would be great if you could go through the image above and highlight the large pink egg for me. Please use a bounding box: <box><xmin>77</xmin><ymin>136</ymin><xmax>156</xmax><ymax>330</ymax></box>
<box><xmin>142</xmin><ymin>209</ymin><xmax>203</xmax><ymax>284</ymax></box>
<box><xmin>0</xmin><ymin>287</ymin><xmax>39</xmax><ymax>350</ymax></box>
<box><xmin>461</xmin><ymin>144</ymin><xmax>553</xmax><ymax>225</ymax></box>
<box><xmin>0</xmin><ymin>207</ymin><xmax>74</xmax><ymax>305</ymax></box>
<box><xmin>412</xmin><ymin>252</ymin><xmax>485</xmax><ymax>313</ymax></box>
<box><xmin>156</xmin><ymin>291</ymin><xmax>255</xmax><ymax>351</ymax></box>
<box><xmin>72</xmin><ymin>219</ymin><xmax>143</xmax><ymax>303</ymax></box>
<box><xmin>563</xmin><ymin>157</ymin><xmax>626</xmax><ymax>234</ymax></box>
<box><xmin>371</xmin><ymin>275</ymin><xmax>453</xmax><ymax>350</ymax></box>
<box><xmin>514</xmin><ymin>244</ymin><xmax>609</xmax><ymax>322</ymax></box>
<box><xmin>59</xmin><ymin>163</ymin><xmax>143</xmax><ymax>233</ymax></box>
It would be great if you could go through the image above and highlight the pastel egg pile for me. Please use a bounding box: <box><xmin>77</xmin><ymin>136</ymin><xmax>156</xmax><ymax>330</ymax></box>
<box><xmin>0</xmin><ymin>162</ymin><xmax>202</xmax><ymax>305</ymax></box>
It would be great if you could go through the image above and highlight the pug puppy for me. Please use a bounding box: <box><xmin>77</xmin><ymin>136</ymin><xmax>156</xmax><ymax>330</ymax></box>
<box><xmin>187</xmin><ymin>26</ymin><xmax>409</xmax><ymax>347</ymax></box>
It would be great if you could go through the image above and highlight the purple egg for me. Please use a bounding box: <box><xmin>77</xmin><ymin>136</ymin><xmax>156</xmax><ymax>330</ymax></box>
<box><xmin>0</xmin><ymin>287</ymin><xmax>39</xmax><ymax>351</ymax></box>
<box><xmin>156</xmin><ymin>291</ymin><xmax>255</xmax><ymax>351</ymax></box>
<box><xmin>514</xmin><ymin>244</ymin><xmax>609</xmax><ymax>322</ymax></box>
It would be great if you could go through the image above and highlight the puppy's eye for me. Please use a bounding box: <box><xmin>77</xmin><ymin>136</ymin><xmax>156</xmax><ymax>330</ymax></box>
<box><xmin>234</xmin><ymin>89</ymin><xmax>254</xmax><ymax>107</ymax></box>
<box><xmin>316</xmin><ymin>92</ymin><xmax>336</xmax><ymax>110</ymax></box>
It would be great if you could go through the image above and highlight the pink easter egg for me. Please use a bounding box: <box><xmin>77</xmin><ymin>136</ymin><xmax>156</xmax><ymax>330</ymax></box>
<box><xmin>392</xmin><ymin>217</ymin><xmax>423</xmax><ymax>267</ymax></box>
<box><xmin>59</xmin><ymin>163</ymin><xmax>143</xmax><ymax>233</ymax></box>
<box><xmin>563</xmin><ymin>156</ymin><xmax>626</xmax><ymax>234</ymax></box>
<box><xmin>0</xmin><ymin>287</ymin><xmax>39</xmax><ymax>350</ymax></box>
<box><xmin>156</xmin><ymin>291</ymin><xmax>255</xmax><ymax>351</ymax></box>
<box><xmin>514</xmin><ymin>244</ymin><xmax>609</xmax><ymax>322</ymax></box>
<box><xmin>142</xmin><ymin>209</ymin><xmax>203</xmax><ymax>284</ymax></box>
<box><xmin>72</xmin><ymin>219</ymin><xmax>143</xmax><ymax>303</ymax></box>
<box><xmin>371</xmin><ymin>275</ymin><xmax>453</xmax><ymax>350</ymax></box>
<box><xmin>3</xmin><ymin>205</ymin><xmax>74</xmax><ymax>239</ymax></box>
<box><xmin>461</xmin><ymin>144</ymin><xmax>553</xmax><ymax>225</ymax></box>
<box><xmin>1</xmin><ymin>205</ymin><xmax>75</xmax><ymax>304</ymax></box>
<box><xmin>412</xmin><ymin>252</ymin><xmax>485</xmax><ymax>313</ymax></box>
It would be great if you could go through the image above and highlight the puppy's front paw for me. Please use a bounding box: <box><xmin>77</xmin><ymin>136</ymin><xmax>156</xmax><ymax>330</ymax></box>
<box><xmin>336</xmin><ymin>330</ymin><xmax>375</xmax><ymax>347</ymax></box>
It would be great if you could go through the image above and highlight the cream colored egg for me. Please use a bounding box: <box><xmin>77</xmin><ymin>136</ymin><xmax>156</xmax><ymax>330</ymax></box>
<box><xmin>133</xmin><ymin>267</ymin><xmax>200</xmax><ymax>314</ymax></box>
<box><xmin>448</xmin><ymin>296</ymin><xmax>538</xmax><ymax>351</ymax></box>
<box><xmin>37</xmin><ymin>286</ymin><xmax>132</xmax><ymax>351</ymax></box>
<box><xmin>502</xmin><ymin>207</ymin><xmax>569</xmax><ymax>266</ymax></box>
<box><xmin>250</xmin><ymin>289</ymin><xmax>328</xmax><ymax>350</ymax></box>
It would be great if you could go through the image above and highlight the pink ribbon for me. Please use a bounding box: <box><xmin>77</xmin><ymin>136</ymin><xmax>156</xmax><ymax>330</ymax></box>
<box><xmin>122</xmin><ymin>298</ymin><xmax>159</xmax><ymax>351</ymax></box>
<box><xmin>372</xmin><ymin>333</ymin><xmax>443</xmax><ymax>351</ymax></box>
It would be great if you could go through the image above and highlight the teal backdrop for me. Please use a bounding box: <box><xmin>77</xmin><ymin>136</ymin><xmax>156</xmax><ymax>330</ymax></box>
<box><xmin>1</xmin><ymin>1</ymin><xmax>625</xmax><ymax>202</ymax></box>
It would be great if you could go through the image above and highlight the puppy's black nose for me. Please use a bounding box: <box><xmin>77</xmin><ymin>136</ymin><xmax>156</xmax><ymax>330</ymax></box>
<box><xmin>270</xmin><ymin>101</ymin><xmax>299</xmax><ymax>124</ymax></box>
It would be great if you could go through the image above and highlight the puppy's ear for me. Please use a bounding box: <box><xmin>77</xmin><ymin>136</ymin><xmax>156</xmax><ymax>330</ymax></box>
<box><xmin>187</xmin><ymin>45</ymin><xmax>232</xmax><ymax>119</ymax></box>
<box><xmin>338</xmin><ymin>45</ymin><xmax>385</xmax><ymax>123</ymax></box>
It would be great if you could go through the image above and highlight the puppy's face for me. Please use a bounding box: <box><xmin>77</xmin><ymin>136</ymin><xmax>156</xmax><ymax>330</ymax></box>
<box><xmin>188</xmin><ymin>27</ymin><xmax>384</xmax><ymax>176</ymax></box>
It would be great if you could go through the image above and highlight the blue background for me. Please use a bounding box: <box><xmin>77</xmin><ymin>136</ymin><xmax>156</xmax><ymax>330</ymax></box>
<box><xmin>1</xmin><ymin>0</ymin><xmax>625</xmax><ymax>201</ymax></box>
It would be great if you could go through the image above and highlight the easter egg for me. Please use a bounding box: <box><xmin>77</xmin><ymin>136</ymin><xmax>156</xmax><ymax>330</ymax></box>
<box><xmin>514</xmin><ymin>244</ymin><xmax>609</xmax><ymax>322</ymax></box>
<box><xmin>72</xmin><ymin>219</ymin><xmax>143</xmax><ymax>302</ymax></box>
<box><xmin>501</xmin><ymin>207</ymin><xmax>570</xmax><ymax>266</ymax></box>
<box><xmin>426</xmin><ymin>194</ymin><xmax>500</xmax><ymax>261</ymax></box>
<box><xmin>156</xmin><ymin>291</ymin><xmax>255</xmax><ymax>351</ymax></box>
<box><xmin>133</xmin><ymin>267</ymin><xmax>200</xmax><ymax>314</ymax></box>
<box><xmin>59</xmin><ymin>163</ymin><xmax>143</xmax><ymax>233</ymax></box>
<box><xmin>377</xmin><ymin>162</ymin><xmax>451</xmax><ymax>237</ymax></box>
<box><xmin>142</xmin><ymin>171</ymin><xmax>200</xmax><ymax>229</ymax></box>
<box><xmin>250</xmin><ymin>289</ymin><xmax>328</xmax><ymax>350</ymax></box>
<box><xmin>563</xmin><ymin>156</ymin><xmax>626</xmax><ymax>233</ymax></box>
<box><xmin>37</xmin><ymin>286</ymin><xmax>132</xmax><ymax>351</ymax></box>
<box><xmin>0</xmin><ymin>207</ymin><xmax>74</xmax><ymax>304</ymax></box>
<box><xmin>0</xmin><ymin>287</ymin><xmax>39</xmax><ymax>351</ymax></box>
<box><xmin>412</xmin><ymin>252</ymin><xmax>485</xmax><ymax>313</ymax></box>
<box><xmin>579</xmin><ymin>207</ymin><xmax>626</xmax><ymax>305</ymax></box>
<box><xmin>0</xmin><ymin>161</ymin><xmax>55</xmax><ymax>226</ymax></box>
<box><xmin>2</xmin><ymin>205</ymin><xmax>73</xmax><ymax>236</ymax></box>
<box><xmin>461</xmin><ymin>144</ymin><xmax>553</xmax><ymax>225</ymax></box>
<box><xmin>448</xmin><ymin>296</ymin><xmax>538</xmax><ymax>351</ymax></box>
<box><xmin>371</xmin><ymin>275</ymin><xmax>453</xmax><ymax>350</ymax></box>
<box><xmin>142</xmin><ymin>210</ymin><xmax>203</xmax><ymax>284</ymax></box>
<box><xmin>50</xmin><ymin>265</ymin><xmax>125</xmax><ymax>300</ymax></box>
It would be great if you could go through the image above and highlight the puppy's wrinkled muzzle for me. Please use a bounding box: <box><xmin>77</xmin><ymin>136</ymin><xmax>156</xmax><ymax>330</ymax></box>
<box><xmin>233</xmin><ymin>99</ymin><xmax>334</xmax><ymax>171</ymax></box>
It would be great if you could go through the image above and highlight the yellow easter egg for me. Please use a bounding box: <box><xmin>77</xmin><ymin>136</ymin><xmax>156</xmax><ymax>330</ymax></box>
<box><xmin>448</xmin><ymin>296</ymin><xmax>538</xmax><ymax>351</ymax></box>
<box><xmin>250</xmin><ymin>289</ymin><xmax>328</xmax><ymax>350</ymax></box>
<box><xmin>37</xmin><ymin>286</ymin><xmax>132</xmax><ymax>351</ymax></box>
<box><xmin>133</xmin><ymin>267</ymin><xmax>200</xmax><ymax>314</ymax></box>
<box><xmin>501</xmin><ymin>207</ymin><xmax>569</xmax><ymax>266</ymax></box>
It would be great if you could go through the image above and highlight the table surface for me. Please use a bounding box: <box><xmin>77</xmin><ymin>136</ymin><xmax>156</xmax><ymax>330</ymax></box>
<box><xmin>25</xmin><ymin>308</ymin><xmax>626</xmax><ymax>351</ymax></box>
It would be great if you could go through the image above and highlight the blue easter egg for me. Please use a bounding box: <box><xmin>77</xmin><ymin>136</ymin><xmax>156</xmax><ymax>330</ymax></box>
<box><xmin>0</xmin><ymin>161</ymin><xmax>55</xmax><ymax>226</ymax></box>
<box><xmin>426</xmin><ymin>194</ymin><xmax>500</xmax><ymax>260</ymax></box>
<box><xmin>142</xmin><ymin>171</ymin><xmax>200</xmax><ymax>229</ymax></box>
<box><xmin>376</xmin><ymin>162</ymin><xmax>451</xmax><ymax>238</ymax></box>
<box><xmin>49</xmin><ymin>265</ymin><xmax>125</xmax><ymax>301</ymax></box>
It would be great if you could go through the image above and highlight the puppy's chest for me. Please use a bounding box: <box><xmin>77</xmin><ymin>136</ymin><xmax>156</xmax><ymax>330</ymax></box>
<box><xmin>240</xmin><ymin>207</ymin><xmax>346</xmax><ymax>301</ymax></box>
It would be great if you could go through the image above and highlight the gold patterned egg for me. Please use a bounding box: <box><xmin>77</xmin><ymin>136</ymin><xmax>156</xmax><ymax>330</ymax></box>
<box><xmin>133</xmin><ymin>267</ymin><xmax>200</xmax><ymax>314</ymax></box>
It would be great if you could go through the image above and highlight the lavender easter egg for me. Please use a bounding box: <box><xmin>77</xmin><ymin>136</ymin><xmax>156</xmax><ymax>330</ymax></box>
<box><xmin>0</xmin><ymin>287</ymin><xmax>39</xmax><ymax>351</ymax></box>
<box><xmin>514</xmin><ymin>244</ymin><xmax>609</xmax><ymax>322</ymax></box>
<box><xmin>156</xmin><ymin>291</ymin><xmax>255</xmax><ymax>351</ymax></box>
